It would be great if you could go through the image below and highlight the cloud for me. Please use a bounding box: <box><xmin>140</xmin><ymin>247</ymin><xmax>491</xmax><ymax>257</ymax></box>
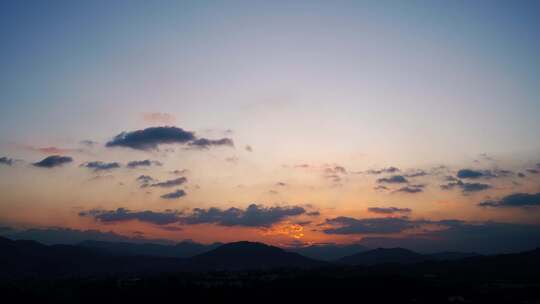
<box><xmin>160</xmin><ymin>189</ymin><xmax>187</xmax><ymax>199</ymax></box>
<box><xmin>0</xmin><ymin>226</ymin><xmax>172</xmax><ymax>245</ymax></box>
<box><xmin>127</xmin><ymin>159</ymin><xmax>162</xmax><ymax>169</ymax></box>
<box><xmin>245</xmin><ymin>145</ymin><xmax>253</xmax><ymax>152</ymax></box>
<box><xmin>456</xmin><ymin>168</ymin><xmax>512</xmax><ymax>179</ymax></box>
<box><xmin>366</xmin><ymin>167</ymin><xmax>400</xmax><ymax>175</ymax></box>
<box><xmin>170</xmin><ymin>169</ymin><xmax>189</xmax><ymax>175</ymax></box>
<box><xmin>150</xmin><ymin>177</ymin><xmax>188</xmax><ymax>188</ymax></box>
<box><xmin>368</xmin><ymin>207</ymin><xmax>412</xmax><ymax>215</ymax></box>
<box><xmin>478</xmin><ymin>192</ymin><xmax>540</xmax><ymax>208</ymax></box>
<box><xmin>188</xmin><ymin>137</ymin><xmax>234</xmax><ymax>149</ymax></box>
<box><xmin>79</xmin><ymin>208</ymin><xmax>181</xmax><ymax>225</ymax></box>
<box><xmin>32</xmin><ymin>155</ymin><xmax>73</xmax><ymax>168</ymax></box>
<box><xmin>81</xmin><ymin>161</ymin><xmax>121</xmax><ymax>171</ymax></box>
<box><xmin>323</xmin><ymin>216</ymin><xmax>416</xmax><ymax>234</ymax></box>
<box><xmin>225</xmin><ymin>156</ymin><xmax>239</xmax><ymax>163</ymax></box>
<box><xmin>526</xmin><ymin>169</ymin><xmax>539</xmax><ymax>174</ymax></box>
<box><xmin>136</xmin><ymin>175</ymin><xmax>155</xmax><ymax>187</ymax></box>
<box><xmin>276</xmin><ymin>182</ymin><xmax>287</xmax><ymax>187</ymax></box>
<box><xmin>105</xmin><ymin>126</ymin><xmax>234</xmax><ymax>151</ymax></box>
<box><xmin>106</xmin><ymin>126</ymin><xmax>196</xmax><ymax>150</ymax></box>
<box><xmin>376</xmin><ymin>175</ymin><xmax>408</xmax><ymax>184</ymax></box>
<box><xmin>24</xmin><ymin>145</ymin><xmax>83</xmax><ymax>155</ymax></box>
<box><xmin>179</xmin><ymin>204</ymin><xmax>306</xmax><ymax>227</ymax></box>
<box><xmin>325</xmin><ymin>165</ymin><xmax>347</xmax><ymax>175</ymax></box>
<box><xmin>394</xmin><ymin>185</ymin><xmax>425</xmax><ymax>193</ymax></box>
<box><xmin>358</xmin><ymin>220</ymin><xmax>540</xmax><ymax>254</ymax></box>
<box><xmin>0</xmin><ymin>157</ymin><xmax>14</xmax><ymax>166</ymax></box>
<box><xmin>404</xmin><ymin>170</ymin><xmax>428</xmax><ymax>177</ymax></box>
<box><xmin>457</xmin><ymin>169</ymin><xmax>488</xmax><ymax>179</ymax></box>
<box><xmin>74</xmin><ymin>203</ymin><xmax>313</xmax><ymax>228</ymax></box>
<box><xmin>440</xmin><ymin>180</ymin><xmax>491</xmax><ymax>193</ymax></box>
<box><xmin>142</xmin><ymin>112</ymin><xmax>176</xmax><ymax>124</ymax></box>
<box><xmin>80</xmin><ymin>140</ymin><xmax>98</xmax><ymax>147</ymax></box>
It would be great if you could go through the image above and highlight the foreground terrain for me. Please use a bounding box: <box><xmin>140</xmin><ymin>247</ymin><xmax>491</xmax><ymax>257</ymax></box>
<box><xmin>1</xmin><ymin>236</ymin><xmax>539</xmax><ymax>303</ymax></box>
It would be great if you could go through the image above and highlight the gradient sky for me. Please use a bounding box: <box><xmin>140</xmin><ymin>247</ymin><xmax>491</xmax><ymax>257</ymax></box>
<box><xmin>1</xmin><ymin>1</ymin><xmax>540</xmax><ymax>252</ymax></box>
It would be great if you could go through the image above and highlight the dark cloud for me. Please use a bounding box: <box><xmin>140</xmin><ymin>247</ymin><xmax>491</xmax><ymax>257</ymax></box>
<box><xmin>404</xmin><ymin>170</ymin><xmax>428</xmax><ymax>177</ymax></box>
<box><xmin>80</xmin><ymin>208</ymin><xmax>181</xmax><ymax>225</ymax></box>
<box><xmin>80</xmin><ymin>140</ymin><xmax>98</xmax><ymax>147</ymax></box>
<box><xmin>179</xmin><ymin>204</ymin><xmax>306</xmax><ymax>227</ymax></box>
<box><xmin>245</xmin><ymin>145</ymin><xmax>253</xmax><ymax>152</ymax></box>
<box><xmin>170</xmin><ymin>169</ymin><xmax>189</xmax><ymax>175</ymax></box>
<box><xmin>106</xmin><ymin>126</ymin><xmax>196</xmax><ymax>150</ymax></box>
<box><xmin>32</xmin><ymin>155</ymin><xmax>73</xmax><ymax>168</ymax></box>
<box><xmin>323</xmin><ymin>216</ymin><xmax>416</xmax><ymax>234</ymax></box>
<box><xmin>150</xmin><ymin>177</ymin><xmax>188</xmax><ymax>188</ymax></box>
<box><xmin>517</xmin><ymin>172</ymin><xmax>526</xmax><ymax>178</ymax></box>
<box><xmin>368</xmin><ymin>207</ymin><xmax>412</xmax><ymax>215</ymax></box>
<box><xmin>526</xmin><ymin>169</ymin><xmax>539</xmax><ymax>174</ymax></box>
<box><xmin>374</xmin><ymin>185</ymin><xmax>389</xmax><ymax>191</ymax></box>
<box><xmin>127</xmin><ymin>159</ymin><xmax>162</xmax><ymax>169</ymax></box>
<box><xmin>0</xmin><ymin>157</ymin><xmax>14</xmax><ymax>166</ymax></box>
<box><xmin>440</xmin><ymin>180</ymin><xmax>491</xmax><ymax>193</ymax></box>
<box><xmin>325</xmin><ymin>174</ymin><xmax>342</xmax><ymax>183</ymax></box>
<box><xmin>188</xmin><ymin>138</ymin><xmax>234</xmax><ymax>149</ymax></box>
<box><xmin>276</xmin><ymin>182</ymin><xmax>287</xmax><ymax>187</ymax></box>
<box><xmin>376</xmin><ymin>175</ymin><xmax>408</xmax><ymax>184</ymax></box>
<box><xmin>136</xmin><ymin>175</ymin><xmax>155</xmax><ymax>187</ymax></box>
<box><xmin>457</xmin><ymin>169</ymin><xmax>489</xmax><ymax>179</ymax></box>
<box><xmin>366</xmin><ymin>167</ymin><xmax>400</xmax><ymax>175</ymax></box>
<box><xmin>160</xmin><ymin>189</ymin><xmax>187</xmax><ymax>199</ymax></box>
<box><xmin>325</xmin><ymin>166</ymin><xmax>347</xmax><ymax>175</ymax></box>
<box><xmin>0</xmin><ymin>226</ymin><xmax>172</xmax><ymax>245</ymax></box>
<box><xmin>358</xmin><ymin>220</ymin><xmax>540</xmax><ymax>254</ymax></box>
<box><xmin>444</xmin><ymin>175</ymin><xmax>460</xmax><ymax>182</ymax></box>
<box><xmin>306</xmin><ymin>211</ymin><xmax>320</xmax><ymax>216</ymax></box>
<box><xmin>394</xmin><ymin>185</ymin><xmax>425</xmax><ymax>193</ymax></box>
<box><xmin>81</xmin><ymin>161</ymin><xmax>121</xmax><ymax>171</ymax></box>
<box><xmin>456</xmin><ymin>168</ymin><xmax>512</xmax><ymax>179</ymax></box>
<box><xmin>478</xmin><ymin>192</ymin><xmax>540</xmax><ymax>208</ymax></box>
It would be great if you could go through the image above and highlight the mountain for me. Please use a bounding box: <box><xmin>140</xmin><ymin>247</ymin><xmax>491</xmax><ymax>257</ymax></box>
<box><xmin>0</xmin><ymin>237</ymin><xmax>325</xmax><ymax>277</ymax></box>
<box><xmin>290</xmin><ymin>243</ymin><xmax>368</xmax><ymax>261</ymax></box>
<box><xmin>338</xmin><ymin>247</ymin><xmax>427</xmax><ymax>265</ymax></box>
<box><xmin>0</xmin><ymin>236</ymin><xmax>187</xmax><ymax>278</ymax></box>
<box><xmin>79</xmin><ymin>240</ymin><xmax>221</xmax><ymax>258</ymax></box>
<box><xmin>426</xmin><ymin>251</ymin><xmax>480</xmax><ymax>261</ymax></box>
<box><xmin>188</xmin><ymin>241</ymin><xmax>326</xmax><ymax>270</ymax></box>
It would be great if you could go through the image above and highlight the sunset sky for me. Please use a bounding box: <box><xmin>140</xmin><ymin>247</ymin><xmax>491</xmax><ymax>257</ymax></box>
<box><xmin>1</xmin><ymin>1</ymin><xmax>540</xmax><ymax>252</ymax></box>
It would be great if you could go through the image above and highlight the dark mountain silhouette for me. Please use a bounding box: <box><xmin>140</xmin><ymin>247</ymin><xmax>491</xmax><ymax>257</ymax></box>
<box><xmin>337</xmin><ymin>248</ymin><xmax>482</xmax><ymax>265</ymax></box>
<box><xmin>79</xmin><ymin>239</ymin><xmax>221</xmax><ymax>258</ymax></box>
<box><xmin>426</xmin><ymin>251</ymin><xmax>479</xmax><ymax>261</ymax></box>
<box><xmin>338</xmin><ymin>247</ymin><xmax>427</xmax><ymax>265</ymax></box>
<box><xmin>0</xmin><ymin>236</ymin><xmax>187</xmax><ymax>278</ymax></box>
<box><xmin>0</xmin><ymin>237</ymin><xmax>325</xmax><ymax>277</ymax></box>
<box><xmin>2</xmin><ymin>236</ymin><xmax>540</xmax><ymax>303</ymax></box>
<box><xmin>188</xmin><ymin>241</ymin><xmax>326</xmax><ymax>270</ymax></box>
<box><xmin>290</xmin><ymin>243</ymin><xmax>368</xmax><ymax>261</ymax></box>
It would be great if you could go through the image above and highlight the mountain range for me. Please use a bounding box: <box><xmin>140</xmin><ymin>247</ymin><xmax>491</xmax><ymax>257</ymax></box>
<box><xmin>2</xmin><ymin>235</ymin><xmax>540</xmax><ymax>280</ymax></box>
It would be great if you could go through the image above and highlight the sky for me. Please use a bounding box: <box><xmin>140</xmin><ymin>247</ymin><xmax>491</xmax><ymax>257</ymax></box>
<box><xmin>1</xmin><ymin>0</ymin><xmax>540</xmax><ymax>253</ymax></box>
